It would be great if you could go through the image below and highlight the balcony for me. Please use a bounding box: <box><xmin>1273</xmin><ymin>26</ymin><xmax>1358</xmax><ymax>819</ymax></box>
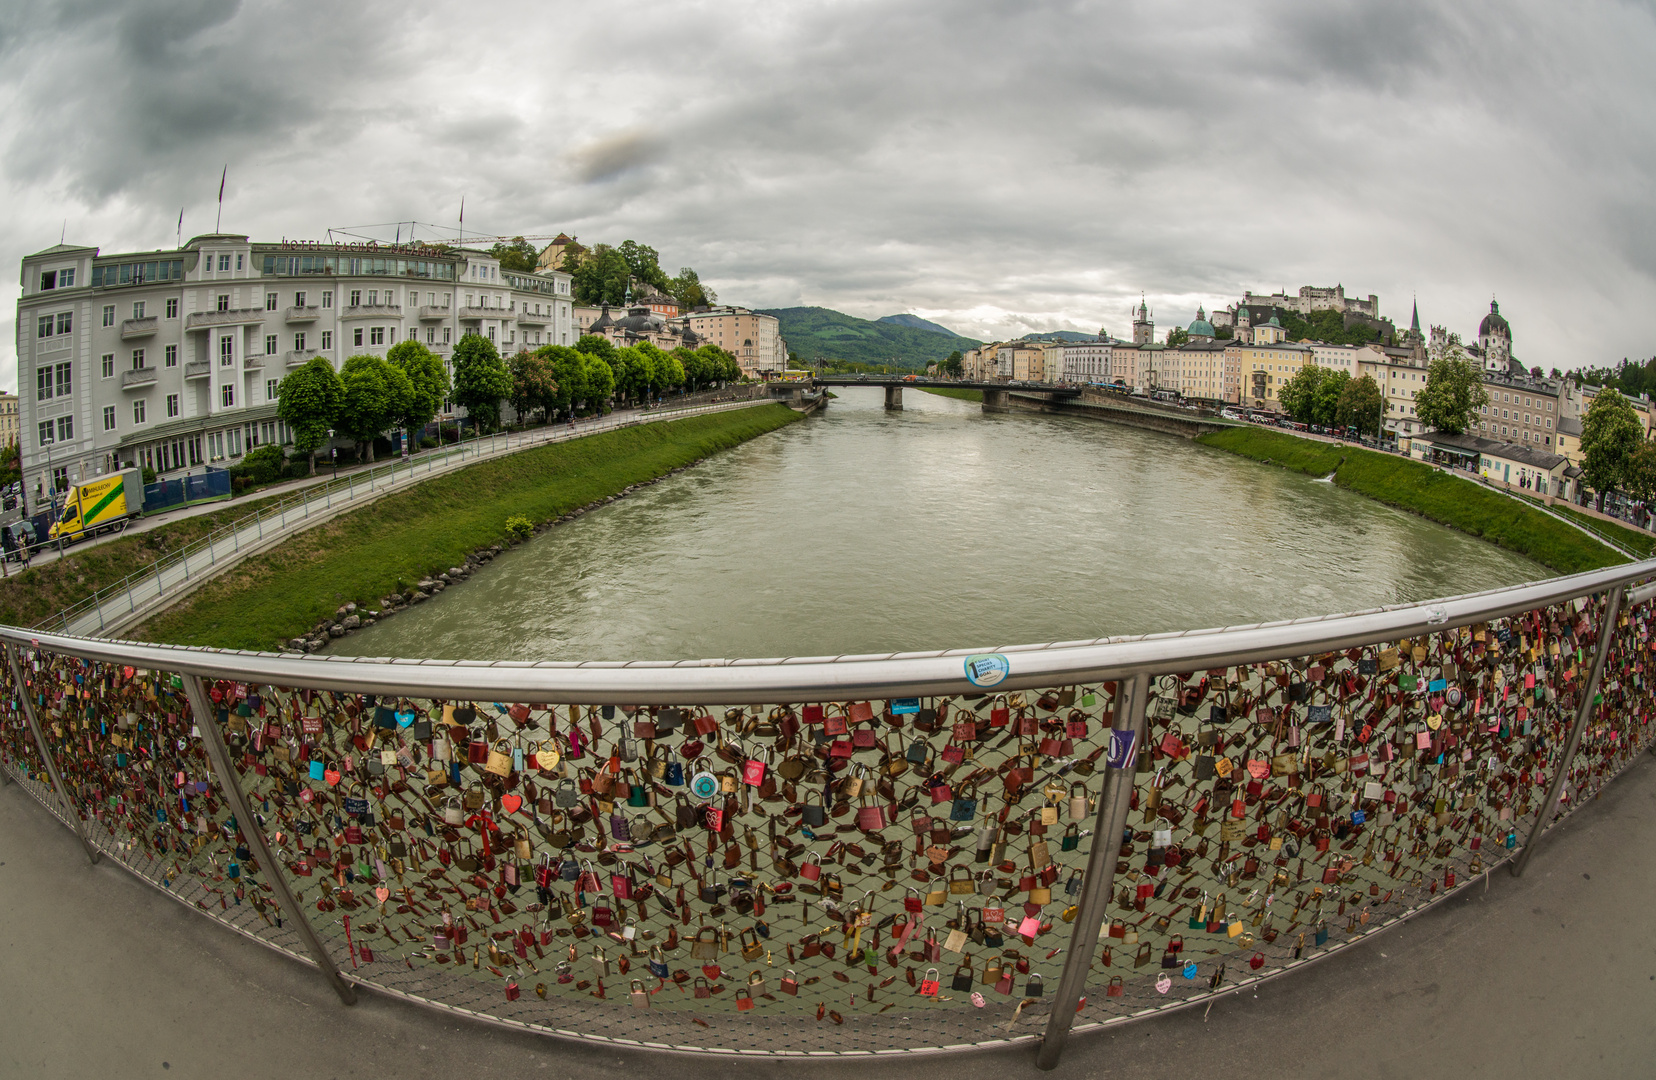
<box><xmin>417</xmin><ymin>306</ymin><xmax>450</xmax><ymax>321</ymax></box>
<box><xmin>244</xmin><ymin>354</ymin><xmax>266</xmax><ymax>370</ymax></box>
<box><xmin>285</xmin><ymin>349</ymin><xmax>321</xmax><ymax>367</ymax></box>
<box><xmin>122</xmin><ymin>367</ymin><xmax>158</xmax><ymax>389</ymax></box>
<box><xmin>284</xmin><ymin>306</ymin><xmax>320</xmax><ymax>323</ymax></box>
<box><xmin>456</xmin><ymin>305</ymin><xmax>496</xmax><ymax>321</ymax></box>
<box><xmin>339</xmin><ymin>304</ymin><xmax>401</xmax><ymax>321</ymax></box>
<box><xmin>120</xmin><ymin>317</ymin><xmax>158</xmax><ymax>340</ymax></box>
<box><xmin>184</xmin><ymin>361</ymin><xmax>212</xmax><ymax>380</ymax></box>
<box><xmin>517</xmin><ymin>311</ymin><xmax>549</xmax><ymax>326</ymax></box>
<box><xmin>186</xmin><ymin>308</ymin><xmax>264</xmax><ymax>331</ymax></box>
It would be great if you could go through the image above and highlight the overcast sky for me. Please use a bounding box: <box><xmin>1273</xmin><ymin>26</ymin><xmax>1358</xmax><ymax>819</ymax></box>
<box><xmin>2</xmin><ymin>0</ymin><xmax>1653</xmax><ymax>387</ymax></box>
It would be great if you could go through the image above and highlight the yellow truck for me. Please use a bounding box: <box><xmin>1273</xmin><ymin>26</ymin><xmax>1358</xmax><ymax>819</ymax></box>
<box><xmin>47</xmin><ymin>469</ymin><xmax>144</xmax><ymax>543</ymax></box>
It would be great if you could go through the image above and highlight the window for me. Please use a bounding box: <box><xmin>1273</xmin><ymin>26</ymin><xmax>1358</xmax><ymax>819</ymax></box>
<box><xmin>218</xmin><ymin>255</ymin><xmax>231</xmax><ymax>272</ymax></box>
<box><xmin>266</xmin><ymin>292</ymin><xmax>278</xmax><ymax>311</ymax></box>
<box><xmin>37</xmin><ymin>314</ymin><xmax>52</xmax><ymax>338</ymax></box>
<box><xmin>167</xmin><ymin>394</ymin><xmax>180</xmax><ymax>418</ymax></box>
<box><xmin>166</xmin><ymin>298</ymin><xmax>178</xmax><ymax>318</ymax></box>
<box><xmin>294</xmin><ymin>331</ymin><xmax>306</xmax><ymax>351</ymax></box>
<box><xmin>35</xmin><ymin>368</ymin><xmax>50</xmax><ymax>401</ymax></box>
<box><xmin>165</xmin><ymin>344</ymin><xmax>177</xmax><ymax>367</ymax></box>
<box><xmin>321</xmin><ymin>291</ymin><xmax>333</xmax><ymax>309</ymax></box>
<box><xmin>39</xmin><ymin>269</ymin><xmax>57</xmax><ymax>290</ymax></box>
<box><xmin>38</xmin><ymin>420</ymin><xmax>53</xmax><ymax>446</ymax></box>
<box><xmin>236</xmin><ymin>253</ymin><xmax>244</xmax><ymax>271</ymax></box>
<box><xmin>295</xmin><ymin>291</ymin><xmax>306</xmax><ymax>308</ymax></box>
<box><xmin>265</xmin><ymin>335</ymin><xmax>278</xmax><ymax>355</ymax></box>
<box><xmin>228</xmin><ymin>427</ymin><xmax>242</xmax><ymax>456</ymax></box>
<box><xmin>217</xmin><ymin>294</ymin><xmax>229</xmax><ymax>311</ymax></box>
<box><xmin>427</xmin><ymin>326</ymin><xmax>435</xmax><ymax>344</ymax></box>
<box><xmin>131</xmin><ymin>348</ymin><xmax>146</xmax><ymax>370</ymax></box>
<box><xmin>133</xmin><ymin>399</ymin><xmax>146</xmax><ymax>424</ymax></box>
<box><xmin>221</xmin><ymin>384</ymin><xmax>235</xmax><ymax>408</ymax></box>
<box><xmin>57</xmin><ymin>311</ymin><xmax>72</xmax><ymax>335</ymax></box>
<box><xmin>266</xmin><ymin>379</ymin><xmax>279</xmax><ymax>401</ymax></box>
<box><xmin>353</xmin><ymin>327</ymin><xmax>364</xmax><ymax>348</ymax></box>
<box><xmin>369</xmin><ymin>326</ymin><xmax>385</xmax><ymax>346</ymax></box>
<box><xmin>102</xmin><ymin>305</ymin><xmax>115</xmax><ymax>327</ymax></box>
<box><xmin>102</xmin><ymin>406</ymin><xmax>116</xmax><ymax>432</ymax></box>
<box><xmin>133</xmin><ymin>301</ymin><xmax>146</xmax><ymax>319</ymax></box>
<box><xmin>220</xmin><ymin>336</ymin><xmax>234</xmax><ymax>365</ymax></box>
<box><xmin>367</xmin><ymin>290</ymin><xmax>378</xmax><ymax>306</ymax></box>
<box><xmin>350</xmin><ymin>290</ymin><xmax>362</xmax><ymax>307</ymax></box>
<box><xmin>62</xmin><ymin>269</ymin><xmax>80</xmax><ymax>287</ymax></box>
<box><xmin>443</xmin><ymin>327</ymin><xmax>450</xmax><ymax>344</ymax></box>
<box><xmin>55</xmin><ymin>362</ymin><xmax>71</xmax><ymax>397</ymax></box>
<box><xmin>427</xmin><ymin>292</ymin><xmax>435</xmax><ymax>306</ymax></box>
<box><xmin>487</xmin><ymin>326</ymin><xmax>496</xmax><ymax>342</ymax></box>
<box><xmin>320</xmin><ymin>329</ymin><xmax>333</xmax><ymax>350</ymax></box>
<box><xmin>101</xmin><ymin>353</ymin><xmax>114</xmax><ymax>378</ymax></box>
<box><xmin>408</xmin><ymin>327</ymin><xmax>417</xmax><ymax>341</ymax></box>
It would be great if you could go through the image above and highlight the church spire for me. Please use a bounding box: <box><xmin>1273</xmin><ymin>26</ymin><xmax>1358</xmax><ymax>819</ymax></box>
<box><xmin>1410</xmin><ymin>298</ymin><xmax>1420</xmax><ymax>334</ymax></box>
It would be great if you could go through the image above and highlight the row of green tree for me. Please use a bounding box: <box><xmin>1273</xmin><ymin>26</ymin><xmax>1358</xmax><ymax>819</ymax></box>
<box><xmin>483</xmin><ymin>236</ymin><xmax>716</xmax><ymax>310</ymax></box>
<box><xmin>1580</xmin><ymin>387</ymin><xmax>1656</xmax><ymax>511</ymax></box>
<box><xmin>274</xmin><ymin>334</ymin><xmax>741</xmax><ymax>474</ymax></box>
<box><xmin>1573</xmin><ymin>356</ymin><xmax>1656</xmax><ymax>399</ymax></box>
<box><xmin>1277</xmin><ymin>335</ymin><xmax>1488</xmax><ymax>436</ymax></box>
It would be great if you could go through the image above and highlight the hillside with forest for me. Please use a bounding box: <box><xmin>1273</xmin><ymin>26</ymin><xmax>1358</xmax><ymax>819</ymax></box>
<box><xmin>762</xmin><ymin>307</ymin><xmax>982</xmax><ymax>368</ymax></box>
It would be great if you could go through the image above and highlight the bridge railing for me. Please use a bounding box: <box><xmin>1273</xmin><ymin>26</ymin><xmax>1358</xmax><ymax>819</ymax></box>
<box><xmin>3</xmin><ymin>557</ymin><xmax>1654</xmax><ymax>1060</ymax></box>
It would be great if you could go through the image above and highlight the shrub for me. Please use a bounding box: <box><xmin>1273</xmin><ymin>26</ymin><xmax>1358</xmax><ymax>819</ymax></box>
<box><xmin>140</xmin><ymin>466</ymin><xmax>157</xmax><ymax>485</ymax></box>
<box><xmin>504</xmin><ymin>515</ymin><xmax>533</xmax><ymax>542</ymax></box>
<box><xmin>241</xmin><ymin>445</ymin><xmax>286</xmax><ymax>485</ymax></box>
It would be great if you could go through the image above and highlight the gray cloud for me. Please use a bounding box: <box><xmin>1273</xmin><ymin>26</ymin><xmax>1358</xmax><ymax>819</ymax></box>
<box><xmin>2</xmin><ymin>0</ymin><xmax>1654</xmax><ymax>389</ymax></box>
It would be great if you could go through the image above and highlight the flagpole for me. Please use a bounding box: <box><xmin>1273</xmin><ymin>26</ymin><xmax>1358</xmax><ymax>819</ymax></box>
<box><xmin>215</xmin><ymin>165</ymin><xmax>227</xmax><ymax>232</ymax></box>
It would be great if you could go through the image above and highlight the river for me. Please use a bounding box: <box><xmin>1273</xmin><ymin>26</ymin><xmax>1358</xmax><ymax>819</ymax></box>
<box><xmin>333</xmin><ymin>387</ymin><xmax>1545</xmax><ymax>661</ymax></box>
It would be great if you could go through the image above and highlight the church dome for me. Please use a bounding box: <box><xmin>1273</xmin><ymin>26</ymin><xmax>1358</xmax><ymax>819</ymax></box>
<box><xmin>588</xmin><ymin>304</ymin><xmax>614</xmax><ymax>332</ymax></box>
<box><xmin>1187</xmin><ymin>318</ymin><xmax>1215</xmax><ymax>338</ymax></box>
<box><xmin>613</xmin><ymin>305</ymin><xmax>663</xmax><ymax>333</ymax></box>
<box><xmin>1479</xmin><ymin>300</ymin><xmax>1510</xmax><ymax>339</ymax></box>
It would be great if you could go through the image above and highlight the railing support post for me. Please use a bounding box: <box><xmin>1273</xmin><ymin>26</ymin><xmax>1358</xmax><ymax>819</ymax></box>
<box><xmin>1512</xmin><ymin>584</ymin><xmax>1625</xmax><ymax>877</ymax></box>
<box><xmin>5</xmin><ymin>643</ymin><xmax>101</xmax><ymax>864</ymax></box>
<box><xmin>181</xmin><ymin>674</ymin><xmax>358</xmax><ymax>1005</ymax></box>
<box><xmin>1038</xmin><ymin>671</ymin><xmax>1149</xmax><ymax>1070</ymax></box>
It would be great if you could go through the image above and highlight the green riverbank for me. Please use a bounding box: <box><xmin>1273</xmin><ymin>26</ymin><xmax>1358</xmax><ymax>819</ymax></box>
<box><xmin>1194</xmin><ymin>427</ymin><xmax>1624</xmax><ymax>575</ymax></box>
<box><xmin>138</xmin><ymin>404</ymin><xmax>802</xmax><ymax>649</ymax></box>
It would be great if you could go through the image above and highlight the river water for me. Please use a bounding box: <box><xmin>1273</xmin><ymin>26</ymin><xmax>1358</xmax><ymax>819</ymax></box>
<box><xmin>334</xmin><ymin>387</ymin><xmax>1544</xmax><ymax>661</ymax></box>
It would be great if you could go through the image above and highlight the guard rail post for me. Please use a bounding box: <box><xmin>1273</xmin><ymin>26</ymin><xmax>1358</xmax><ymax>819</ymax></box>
<box><xmin>181</xmin><ymin>673</ymin><xmax>358</xmax><ymax>1005</ymax></box>
<box><xmin>1512</xmin><ymin>583</ymin><xmax>1625</xmax><ymax>877</ymax></box>
<box><xmin>1038</xmin><ymin>671</ymin><xmax>1149</xmax><ymax>1069</ymax></box>
<box><xmin>5</xmin><ymin>643</ymin><xmax>101</xmax><ymax>864</ymax></box>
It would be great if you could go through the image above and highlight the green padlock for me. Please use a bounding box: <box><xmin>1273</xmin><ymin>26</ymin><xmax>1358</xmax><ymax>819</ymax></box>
<box><xmin>628</xmin><ymin>781</ymin><xmax>648</xmax><ymax>807</ymax></box>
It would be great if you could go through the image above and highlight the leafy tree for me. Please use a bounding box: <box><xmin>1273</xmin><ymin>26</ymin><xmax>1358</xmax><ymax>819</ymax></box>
<box><xmin>488</xmin><ymin>237</ymin><xmax>538</xmax><ymax>273</ymax></box>
<box><xmin>508</xmin><ymin>350</ymin><xmax>559</xmax><ymax>423</ymax></box>
<box><xmin>697</xmin><ymin>344</ymin><xmax>740</xmax><ymax>383</ymax></box>
<box><xmin>541</xmin><ymin>345</ymin><xmax>588</xmax><ymax>414</ymax></box>
<box><xmin>1165</xmin><ymin>328</ymin><xmax>1190</xmax><ymax>347</ymax></box>
<box><xmin>1214</xmin><ymin>326</ymin><xmax>1233</xmax><ymax>340</ymax></box>
<box><xmin>386</xmin><ymin>339</ymin><xmax>450</xmax><ymax>435</ymax></box>
<box><xmin>670</xmin><ymin>267</ymin><xmax>715</xmax><ymax>310</ymax></box>
<box><xmin>583</xmin><ymin>351</ymin><xmax>615</xmax><ymax>410</ymax></box>
<box><xmin>1580</xmin><ymin>387</ymin><xmax>1645</xmax><ymax>509</ymax></box>
<box><xmin>944</xmin><ymin>350</ymin><xmax>964</xmax><ymax>378</ymax></box>
<box><xmin>338</xmin><ymin>354</ymin><xmax>414</xmax><ymax>462</ymax></box>
<box><xmin>277</xmin><ymin>356</ymin><xmax>344</xmax><ymax>475</ymax></box>
<box><xmin>450</xmin><ymin>333</ymin><xmax>511</xmax><ymax>431</ymax></box>
<box><xmin>569</xmin><ymin>244</ymin><xmax>632</xmax><ymax>306</ymax></box>
<box><xmin>1336</xmin><ymin>374</ymin><xmax>1384</xmax><ymax>435</ymax></box>
<box><xmin>1279</xmin><ymin>308</ymin><xmax>1381</xmax><ymax>347</ymax></box>
<box><xmin>617</xmin><ymin>240</ymin><xmax>671</xmax><ymax>292</ymax></box>
<box><xmin>1310</xmin><ymin>370</ymin><xmax>1349</xmax><ymax>426</ymax></box>
<box><xmin>0</xmin><ymin>440</ymin><xmax>19</xmax><ymax>487</ymax></box>
<box><xmin>676</xmin><ymin>346</ymin><xmax>711</xmax><ymax>391</ymax></box>
<box><xmin>1277</xmin><ymin>365</ymin><xmax>1327</xmax><ymax>424</ymax></box>
<box><xmin>1624</xmin><ymin>439</ymin><xmax>1656</xmax><ymax>509</ymax></box>
<box><xmin>573</xmin><ymin>333</ymin><xmax>616</xmax><ymax>364</ymax></box>
<box><xmin>1413</xmin><ymin>337</ymin><xmax>1489</xmax><ymax>435</ymax></box>
<box><xmin>555</xmin><ymin>240</ymin><xmax>589</xmax><ymax>274</ymax></box>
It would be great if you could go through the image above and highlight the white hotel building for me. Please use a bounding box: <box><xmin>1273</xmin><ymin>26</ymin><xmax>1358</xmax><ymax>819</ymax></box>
<box><xmin>15</xmin><ymin>233</ymin><xmax>573</xmax><ymax>512</ymax></box>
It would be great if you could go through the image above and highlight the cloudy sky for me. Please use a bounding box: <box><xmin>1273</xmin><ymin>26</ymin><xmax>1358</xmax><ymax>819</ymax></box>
<box><xmin>2</xmin><ymin>0</ymin><xmax>1652</xmax><ymax>386</ymax></box>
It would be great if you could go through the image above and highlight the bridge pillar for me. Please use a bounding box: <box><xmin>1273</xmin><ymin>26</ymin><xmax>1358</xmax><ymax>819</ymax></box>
<box><xmin>982</xmin><ymin>388</ymin><xmax>1010</xmax><ymax>413</ymax></box>
<box><xmin>884</xmin><ymin>385</ymin><xmax>903</xmax><ymax>411</ymax></box>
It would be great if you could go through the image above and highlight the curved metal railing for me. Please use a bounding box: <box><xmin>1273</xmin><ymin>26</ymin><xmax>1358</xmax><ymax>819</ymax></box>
<box><xmin>3</xmin><ymin>558</ymin><xmax>1653</xmax><ymax>1063</ymax></box>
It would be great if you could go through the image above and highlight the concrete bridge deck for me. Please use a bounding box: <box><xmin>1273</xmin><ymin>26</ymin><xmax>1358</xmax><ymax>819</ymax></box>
<box><xmin>4</xmin><ymin>752</ymin><xmax>1648</xmax><ymax>1078</ymax></box>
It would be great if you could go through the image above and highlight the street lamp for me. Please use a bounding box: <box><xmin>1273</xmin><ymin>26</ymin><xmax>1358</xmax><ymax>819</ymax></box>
<box><xmin>327</xmin><ymin>429</ymin><xmax>338</xmax><ymax>480</ymax></box>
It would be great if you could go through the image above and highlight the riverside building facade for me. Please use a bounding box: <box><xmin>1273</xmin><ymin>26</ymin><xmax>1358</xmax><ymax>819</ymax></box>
<box><xmin>15</xmin><ymin>234</ymin><xmax>574</xmax><ymax>512</ymax></box>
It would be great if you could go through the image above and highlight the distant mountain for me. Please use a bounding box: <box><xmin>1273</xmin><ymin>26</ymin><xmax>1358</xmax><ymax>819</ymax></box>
<box><xmin>762</xmin><ymin>307</ymin><xmax>982</xmax><ymax>369</ymax></box>
<box><xmin>1019</xmin><ymin>330</ymin><xmax>1100</xmax><ymax>343</ymax></box>
<box><xmin>876</xmin><ymin>313</ymin><xmax>974</xmax><ymax>339</ymax></box>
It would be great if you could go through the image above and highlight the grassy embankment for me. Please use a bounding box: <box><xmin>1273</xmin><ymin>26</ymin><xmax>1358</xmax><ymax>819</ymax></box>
<box><xmin>0</xmin><ymin>492</ymin><xmax>298</xmax><ymax>629</ymax></box>
<box><xmin>1194</xmin><ymin>427</ymin><xmax>1624</xmax><ymax>575</ymax></box>
<box><xmin>1538</xmin><ymin>502</ymin><xmax>1655</xmax><ymax>559</ymax></box>
<box><xmin>919</xmin><ymin>387</ymin><xmax>984</xmax><ymax>403</ymax></box>
<box><xmin>137</xmin><ymin>404</ymin><xmax>802</xmax><ymax>650</ymax></box>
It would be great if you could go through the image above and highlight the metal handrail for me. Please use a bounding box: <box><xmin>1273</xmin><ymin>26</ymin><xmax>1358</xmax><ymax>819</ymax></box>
<box><xmin>19</xmin><ymin>556</ymin><xmax>1656</xmax><ymax>703</ymax></box>
<box><xmin>42</xmin><ymin>397</ymin><xmax>772</xmax><ymax>635</ymax></box>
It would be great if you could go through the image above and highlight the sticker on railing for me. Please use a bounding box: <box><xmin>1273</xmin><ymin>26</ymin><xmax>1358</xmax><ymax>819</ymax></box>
<box><xmin>964</xmin><ymin>653</ymin><xmax>1009</xmax><ymax>687</ymax></box>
